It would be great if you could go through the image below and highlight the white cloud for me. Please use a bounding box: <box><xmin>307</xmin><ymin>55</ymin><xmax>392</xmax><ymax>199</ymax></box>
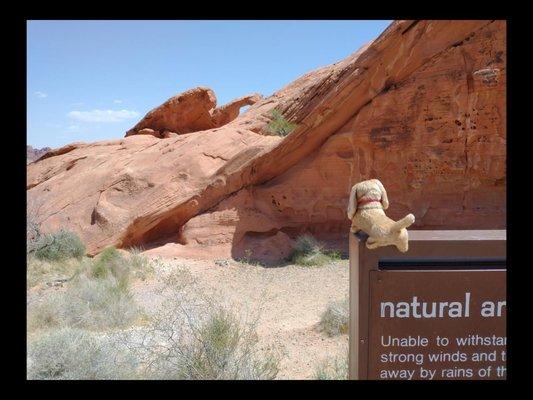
<box><xmin>113</xmin><ymin>99</ymin><xmax>123</xmax><ymax>104</ymax></box>
<box><xmin>34</xmin><ymin>91</ymin><xmax>48</xmax><ymax>98</ymax></box>
<box><xmin>67</xmin><ymin>109</ymin><xmax>139</xmax><ymax>123</ymax></box>
<box><xmin>67</xmin><ymin>125</ymin><xmax>80</xmax><ymax>131</ymax></box>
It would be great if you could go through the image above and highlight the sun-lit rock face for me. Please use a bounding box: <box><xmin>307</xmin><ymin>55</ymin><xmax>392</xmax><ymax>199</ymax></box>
<box><xmin>28</xmin><ymin>20</ymin><xmax>506</xmax><ymax>263</ymax></box>
<box><xmin>124</xmin><ymin>87</ymin><xmax>262</xmax><ymax>138</ymax></box>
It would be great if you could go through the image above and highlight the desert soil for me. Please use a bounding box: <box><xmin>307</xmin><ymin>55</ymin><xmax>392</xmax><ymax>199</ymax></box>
<box><xmin>132</xmin><ymin>257</ymin><xmax>349</xmax><ymax>380</ymax></box>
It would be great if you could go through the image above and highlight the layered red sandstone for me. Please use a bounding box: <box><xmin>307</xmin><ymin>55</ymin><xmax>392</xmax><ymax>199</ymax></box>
<box><xmin>27</xmin><ymin>20</ymin><xmax>506</xmax><ymax>263</ymax></box>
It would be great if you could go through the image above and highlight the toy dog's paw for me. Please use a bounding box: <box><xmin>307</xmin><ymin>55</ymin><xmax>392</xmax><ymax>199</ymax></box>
<box><xmin>366</xmin><ymin>238</ymin><xmax>379</xmax><ymax>249</ymax></box>
<box><xmin>396</xmin><ymin>244</ymin><xmax>408</xmax><ymax>252</ymax></box>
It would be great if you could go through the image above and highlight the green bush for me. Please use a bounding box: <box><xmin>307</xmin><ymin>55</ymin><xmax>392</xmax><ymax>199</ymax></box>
<box><xmin>325</xmin><ymin>250</ymin><xmax>342</xmax><ymax>260</ymax></box>
<box><xmin>294</xmin><ymin>235</ymin><xmax>321</xmax><ymax>255</ymax></box>
<box><xmin>91</xmin><ymin>247</ymin><xmax>122</xmax><ymax>278</ymax></box>
<box><xmin>90</xmin><ymin>247</ymin><xmax>153</xmax><ymax>285</ymax></box>
<box><xmin>319</xmin><ymin>298</ymin><xmax>349</xmax><ymax>336</ymax></box>
<box><xmin>32</xmin><ymin>229</ymin><xmax>85</xmax><ymax>261</ymax></box>
<box><xmin>266</xmin><ymin>109</ymin><xmax>297</xmax><ymax>137</ymax></box>
<box><xmin>187</xmin><ymin>308</ymin><xmax>279</xmax><ymax>379</ymax></box>
<box><xmin>90</xmin><ymin>247</ymin><xmax>131</xmax><ymax>292</ymax></box>
<box><xmin>148</xmin><ymin>306</ymin><xmax>279</xmax><ymax>379</ymax></box>
<box><xmin>27</xmin><ymin>327</ymin><xmax>137</xmax><ymax>380</ymax></box>
<box><xmin>291</xmin><ymin>235</ymin><xmax>341</xmax><ymax>267</ymax></box>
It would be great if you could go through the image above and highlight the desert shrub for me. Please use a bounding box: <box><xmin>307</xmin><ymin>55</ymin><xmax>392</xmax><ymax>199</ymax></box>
<box><xmin>319</xmin><ymin>298</ymin><xmax>349</xmax><ymax>336</ymax></box>
<box><xmin>32</xmin><ymin>229</ymin><xmax>85</xmax><ymax>261</ymax></box>
<box><xmin>28</xmin><ymin>267</ymin><xmax>280</xmax><ymax>380</ymax></box>
<box><xmin>293</xmin><ymin>250</ymin><xmax>332</xmax><ymax>267</ymax></box>
<box><xmin>122</xmin><ymin>271</ymin><xmax>280</xmax><ymax>380</ymax></box>
<box><xmin>127</xmin><ymin>247</ymin><xmax>155</xmax><ymax>281</ymax></box>
<box><xmin>187</xmin><ymin>307</ymin><xmax>279</xmax><ymax>379</ymax></box>
<box><xmin>90</xmin><ymin>247</ymin><xmax>123</xmax><ymax>278</ymax></box>
<box><xmin>314</xmin><ymin>354</ymin><xmax>348</xmax><ymax>380</ymax></box>
<box><xmin>325</xmin><ymin>250</ymin><xmax>343</xmax><ymax>260</ymax></box>
<box><xmin>291</xmin><ymin>234</ymin><xmax>340</xmax><ymax>267</ymax></box>
<box><xmin>27</xmin><ymin>268</ymin><xmax>140</xmax><ymax>332</ymax></box>
<box><xmin>266</xmin><ymin>109</ymin><xmax>297</xmax><ymax>137</ymax></box>
<box><xmin>237</xmin><ymin>248</ymin><xmax>266</xmax><ymax>267</ymax></box>
<box><xmin>127</xmin><ymin>247</ymin><xmax>147</xmax><ymax>268</ymax></box>
<box><xmin>131</xmin><ymin>306</ymin><xmax>279</xmax><ymax>380</ymax></box>
<box><xmin>27</xmin><ymin>198</ymin><xmax>43</xmax><ymax>253</ymax></box>
<box><xmin>27</xmin><ymin>327</ymin><xmax>138</xmax><ymax>380</ymax></box>
<box><xmin>59</xmin><ymin>274</ymin><xmax>140</xmax><ymax>330</ymax></box>
<box><xmin>27</xmin><ymin>295</ymin><xmax>63</xmax><ymax>332</ymax></box>
<box><xmin>90</xmin><ymin>246</ymin><xmax>154</xmax><ymax>285</ymax></box>
<box><xmin>26</xmin><ymin>257</ymin><xmax>77</xmax><ymax>289</ymax></box>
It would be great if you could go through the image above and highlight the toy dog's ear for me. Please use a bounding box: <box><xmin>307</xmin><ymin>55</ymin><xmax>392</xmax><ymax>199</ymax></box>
<box><xmin>347</xmin><ymin>184</ymin><xmax>358</xmax><ymax>220</ymax></box>
<box><xmin>376</xmin><ymin>180</ymin><xmax>389</xmax><ymax>210</ymax></box>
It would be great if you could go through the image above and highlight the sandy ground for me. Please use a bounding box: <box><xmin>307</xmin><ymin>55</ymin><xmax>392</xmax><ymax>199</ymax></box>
<box><xmin>132</xmin><ymin>257</ymin><xmax>349</xmax><ymax>379</ymax></box>
<box><xmin>28</xmin><ymin>256</ymin><xmax>349</xmax><ymax>380</ymax></box>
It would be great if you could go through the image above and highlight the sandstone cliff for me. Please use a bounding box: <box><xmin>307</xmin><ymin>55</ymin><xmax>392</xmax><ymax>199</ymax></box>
<box><xmin>27</xmin><ymin>20</ymin><xmax>506</xmax><ymax>263</ymax></box>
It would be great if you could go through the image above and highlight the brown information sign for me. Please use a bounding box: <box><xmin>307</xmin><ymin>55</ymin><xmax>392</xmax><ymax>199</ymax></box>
<box><xmin>368</xmin><ymin>270</ymin><xmax>506</xmax><ymax>380</ymax></box>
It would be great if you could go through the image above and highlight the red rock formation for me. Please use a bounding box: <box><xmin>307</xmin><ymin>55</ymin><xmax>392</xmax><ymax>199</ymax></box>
<box><xmin>125</xmin><ymin>87</ymin><xmax>262</xmax><ymax>138</ymax></box>
<box><xmin>27</xmin><ymin>20</ymin><xmax>506</xmax><ymax>263</ymax></box>
<box><xmin>211</xmin><ymin>93</ymin><xmax>263</xmax><ymax>128</ymax></box>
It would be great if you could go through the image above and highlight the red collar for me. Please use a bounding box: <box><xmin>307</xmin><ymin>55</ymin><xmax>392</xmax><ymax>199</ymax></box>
<box><xmin>357</xmin><ymin>197</ymin><xmax>381</xmax><ymax>206</ymax></box>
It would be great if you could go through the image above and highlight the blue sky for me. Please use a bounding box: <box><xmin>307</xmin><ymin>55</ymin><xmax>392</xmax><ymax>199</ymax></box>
<box><xmin>27</xmin><ymin>20</ymin><xmax>392</xmax><ymax>149</ymax></box>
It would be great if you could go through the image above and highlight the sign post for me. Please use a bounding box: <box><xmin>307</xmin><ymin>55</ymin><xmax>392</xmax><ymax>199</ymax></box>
<box><xmin>348</xmin><ymin>230</ymin><xmax>506</xmax><ymax>380</ymax></box>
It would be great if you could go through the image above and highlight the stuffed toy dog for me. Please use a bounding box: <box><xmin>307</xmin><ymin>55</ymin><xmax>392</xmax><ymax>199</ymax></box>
<box><xmin>347</xmin><ymin>179</ymin><xmax>415</xmax><ymax>252</ymax></box>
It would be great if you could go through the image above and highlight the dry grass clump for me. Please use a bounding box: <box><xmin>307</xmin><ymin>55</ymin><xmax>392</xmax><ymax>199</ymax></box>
<box><xmin>28</xmin><ymin>273</ymin><xmax>140</xmax><ymax>332</ymax></box>
<box><xmin>27</xmin><ymin>247</ymin><xmax>154</xmax><ymax>332</ymax></box>
<box><xmin>319</xmin><ymin>298</ymin><xmax>349</xmax><ymax>336</ymax></box>
<box><xmin>27</xmin><ymin>257</ymin><xmax>78</xmax><ymax>289</ymax></box>
<box><xmin>314</xmin><ymin>353</ymin><xmax>348</xmax><ymax>380</ymax></box>
<box><xmin>61</xmin><ymin>274</ymin><xmax>139</xmax><ymax>330</ymax></box>
<box><xmin>27</xmin><ymin>246</ymin><xmax>154</xmax><ymax>290</ymax></box>
<box><xmin>27</xmin><ymin>327</ymin><xmax>138</xmax><ymax>380</ymax></box>
<box><xmin>291</xmin><ymin>235</ymin><xmax>342</xmax><ymax>267</ymax></box>
<box><xmin>127</xmin><ymin>247</ymin><xmax>155</xmax><ymax>280</ymax></box>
